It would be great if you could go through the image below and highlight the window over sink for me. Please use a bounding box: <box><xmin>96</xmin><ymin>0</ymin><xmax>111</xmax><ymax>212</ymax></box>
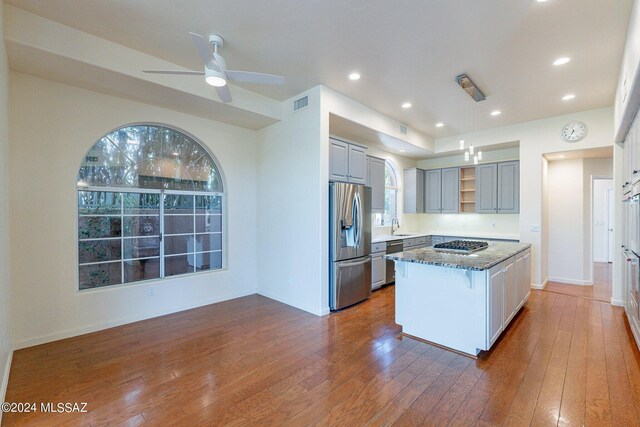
<box><xmin>374</xmin><ymin>160</ymin><xmax>399</xmax><ymax>226</ymax></box>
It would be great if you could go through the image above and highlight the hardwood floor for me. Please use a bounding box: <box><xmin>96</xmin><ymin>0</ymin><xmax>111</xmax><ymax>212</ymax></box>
<box><xmin>545</xmin><ymin>262</ymin><xmax>612</xmax><ymax>302</ymax></box>
<box><xmin>4</xmin><ymin>282</ymin><xmax>640</xmax><ymax>426</ymax></box>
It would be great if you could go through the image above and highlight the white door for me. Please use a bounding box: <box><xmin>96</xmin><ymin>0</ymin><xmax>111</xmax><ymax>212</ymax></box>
<box><xmin>607</xmin><ymin>187</ymin><xmax>614</xmax><ymax>262</ymax></box>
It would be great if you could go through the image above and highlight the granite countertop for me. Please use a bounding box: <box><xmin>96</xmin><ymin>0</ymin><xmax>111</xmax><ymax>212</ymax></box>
<box><xmin>372</xmin><ymin>232</ymin><xmax>520</xmax><ymax>243</ymax></box>
<box><xmin>383</xmin><ymin>242</ymin><xmax>531</xmax><ymax>271</ymax></box>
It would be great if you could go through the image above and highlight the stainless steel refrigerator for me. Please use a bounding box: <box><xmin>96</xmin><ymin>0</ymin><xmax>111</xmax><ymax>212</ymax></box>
<box><xmin>329</xmin><ymin>182</ymin><xmax>372</xmax><ymax>310</ymax></box>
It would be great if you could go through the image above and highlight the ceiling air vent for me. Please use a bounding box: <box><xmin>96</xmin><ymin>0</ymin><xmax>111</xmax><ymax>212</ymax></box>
<box><xmin>293</xmin><ymin>96</ymin><xmax>308</xmax><ymax>111</ymax></box>
<box><xmin>400</xmin><ymin>124</ymin><xmax>408</xmax><ymax>135</ymax></box>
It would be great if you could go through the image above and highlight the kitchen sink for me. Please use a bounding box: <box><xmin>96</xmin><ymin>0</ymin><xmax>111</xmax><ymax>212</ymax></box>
<box><xmin>392</xmin><ymin>233</ymin><xmax>415</xmax><ymax>237</ymax></box>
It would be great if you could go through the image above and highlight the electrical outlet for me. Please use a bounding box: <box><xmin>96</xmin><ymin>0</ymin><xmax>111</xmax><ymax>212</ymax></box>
<box><xmin>146</xmin><ymin>288</ymin><xmax>155</xmax><ymax>297</ymax></box>
<box><xmin>531</xmin><ymin>224</ymin><xmax>540</xmax><ymax>232</ymax></box>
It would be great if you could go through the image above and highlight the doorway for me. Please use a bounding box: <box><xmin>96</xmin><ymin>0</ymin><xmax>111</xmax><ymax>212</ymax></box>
<box><xmin>593</xmin><ymin>177</ymin><xmax>614</xmax><ymax>263</ymax></box>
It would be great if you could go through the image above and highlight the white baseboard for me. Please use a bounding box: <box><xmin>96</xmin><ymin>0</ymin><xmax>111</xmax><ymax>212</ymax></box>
<box><xmin>14</xmin><ymin>290</ymin><xmax>256</xmax><ymax>350</ymax></box>
<box><xmin>257</xmin><ymin>289</ymin><xmax>325</xmax><ymax>317</ymax></box>
<box><xmin>611</xmin><ymin>298</ymin><xmax>625</xmax><ymax>307</ymax></box>
<box><xmin>531</xmin><ymin>278</ymin><xmax>548</xmax><ymax>290</ymax></box>
<box><xmin>547</xmin><ymin>276</ymin><xmax>591</xmax><ymax>286</ymax></box>
<box><xmin>0</xmin><ymin>350</ymin><xmax>13</xmax><ymax>424</ymax></box>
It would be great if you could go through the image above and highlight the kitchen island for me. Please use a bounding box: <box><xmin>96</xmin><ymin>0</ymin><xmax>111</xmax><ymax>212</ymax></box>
<box><xmin>384</xmin><ymin>242</ymin><xmax>531</xmax><ymax>357</ymax></box>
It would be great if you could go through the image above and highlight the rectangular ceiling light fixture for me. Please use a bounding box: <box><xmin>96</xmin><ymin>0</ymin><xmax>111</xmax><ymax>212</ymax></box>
<box><xmin>456</xmin><ymin>74</ymin><xmax>486</xmax><ymax>102</ymax></box>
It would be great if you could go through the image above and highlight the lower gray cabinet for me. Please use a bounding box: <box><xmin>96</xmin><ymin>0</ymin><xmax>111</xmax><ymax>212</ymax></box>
<box><xmin>497</xmin><ymin>161</ymin><xmax>519</xmax><ymax>214</ymax></box>
<box><xmin>367</xmin><ymin>156</ymin><xmax>385</xmax><ymax>213</ymax></box>
<box><xmin>371</xmin><ymin>251</ymin><xmax>386</xmax><ymax>290</ymax></box>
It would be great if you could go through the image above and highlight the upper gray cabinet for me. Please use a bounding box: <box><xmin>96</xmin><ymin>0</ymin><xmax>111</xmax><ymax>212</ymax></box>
<box><xmin>329</xmin><ymin>138</ymin><xmax>367</xmax><ymax>184</ymax></box>
<box><xmin>476</xmin><ymin>163</ymin><xmax>498</xmax><ymax>213</ymax></box>
<box><xmin>476</xmin><ymin>161</ymin><xmax>520</xmax><ymax>214</ymax></box>
<box><xmin>424</xmin><ymin>169</ymin><xmax>442</xmax><ymax>213</ymax></box>
<box><xmin>441</xmin><ymin>167</ymin><xmax>460</xmax><ymax>214</ymax></box>
<box><xmin>404</xmin><ymin>168</ymin><xmax>425</xmax><ymax>213</ymax></box>
<box><xmin>497</xmin><ymin>161</ymin><xmax>519</xmax><ymax>214</ymax></box>
<box><xmin>367</xmin><ymin>156</ymin><xmax>385</xmax><ymax>213</ymax></box>
<box><xmin>423</xmin><ymin>168</ymin><xmax>459</xmax><ymax>214</ymax></box>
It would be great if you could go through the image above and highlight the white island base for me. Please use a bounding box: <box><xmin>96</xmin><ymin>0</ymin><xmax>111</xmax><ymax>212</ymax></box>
<box><xmin>394</xmin><ymin>248</ymin><xmax>531</xmax><ymax>357</ymax></box>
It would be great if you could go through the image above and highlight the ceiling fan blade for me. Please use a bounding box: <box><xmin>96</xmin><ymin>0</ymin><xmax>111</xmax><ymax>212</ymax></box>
<box><xmin>216</xmin><ymin>84</ymin><xmax>232</xmax><ymax>103</ymax></box>
<box><xmin>143</xmin><ymin>70</ymin><xmax>205</xmax><ymax>75</ymax></box>
<box><xmin>189</xmin><ymin>32</ymin><xmax>219</xmax><ymax>71</ymax></box>
<box><xmin>225</xmin><ymin>70</ymin><xmax>285</xmax><ymax>85</ymax></box>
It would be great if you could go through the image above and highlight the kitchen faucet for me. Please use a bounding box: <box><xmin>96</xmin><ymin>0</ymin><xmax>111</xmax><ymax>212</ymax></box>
<box><xmin>391</xmin><ymin>217</ymin><xmax>400</xmax><ymax>235</ymax></box>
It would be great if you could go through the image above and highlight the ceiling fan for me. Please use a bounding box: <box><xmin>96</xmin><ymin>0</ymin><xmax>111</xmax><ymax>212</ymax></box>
<box><xmin>143</xmin><ymin>32</ymin><xmax>285</xmax><ymax>103</ymax></box>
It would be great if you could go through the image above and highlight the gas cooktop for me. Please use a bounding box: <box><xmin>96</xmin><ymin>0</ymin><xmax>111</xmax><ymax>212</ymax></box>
<box><xmin>433</xmin><ymin>240</ymin><xmax>489</xmax><ymax>254</ymax></box>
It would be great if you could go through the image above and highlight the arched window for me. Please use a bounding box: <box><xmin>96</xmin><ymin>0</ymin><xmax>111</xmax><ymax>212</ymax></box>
<box><xmin>77</xmin><ymin>124</ymin><xmax>224</xmax><ymax>290</ymax></box>
<box><xmin>384</xmin><ymin>161</ymin><xmax>399</xmax><ymax>225</ymax></box>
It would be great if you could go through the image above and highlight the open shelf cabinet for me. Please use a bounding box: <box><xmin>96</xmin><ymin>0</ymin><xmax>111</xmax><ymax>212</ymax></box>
<box><xmin>459</xmin><ymin>166</ymin><xmax>476</xmax><ymax>213</ymax></box>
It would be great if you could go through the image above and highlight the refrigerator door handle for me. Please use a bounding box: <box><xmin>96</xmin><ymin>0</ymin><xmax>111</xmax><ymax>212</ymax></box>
<box><xmin>355</xmin><ymin>192</ymin><xmax>362</xmax><ymax>246</ymax></box>
<box><xmin>336</xmin><ymin>255</ymin><xmax>372</xmax><ymax>268</ymax></box>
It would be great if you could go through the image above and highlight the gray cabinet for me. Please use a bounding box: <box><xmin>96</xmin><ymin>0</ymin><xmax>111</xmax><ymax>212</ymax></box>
<box><xmin>329</xmin><ymin>138</ymin><xmax>349</xmax><ymax>182</ymax></box>
<box><xmin>404</xmin><ymin>168</ymin><xmax>425</xmax><ymax>213</ymax></box>
<box><xmin>329</xmin><ymin>138</ymin><xmax>367</xmax><ymax>184</ymax></box>
<box><xmin>422</xmin><ymin>167</ymin><xmax>459</xmax><ymax>214</ymax></box>
<box><xmin>497</xmin><ymin>161</ymin><xmax>519</xmax><ymax>214</ymax></box>
<box><xmin>424</xmin><ymin>169</ymin><xmax>442</xmax><ymax>213</ymax></box>
<box><xmin>476</xmin><ymin>163</ymin><xmax>498</xmax><ymax>213</ymax></box>
<box><xmin>367</xmin><ymin>156</ymin><xmax>385</xmax><ymax>213</ymax></box>
<box><xmin>476</xmin><ymin>162</ymin><xmax>519</xmax><ymax>214</ymax></box>
<box><xmin>371</xmin><ymin>251</ymin><xmax>386</xmax><ymax>290</ymax></box>
<box><xmin>503</xmin><ymin>256</ymin><xmax>517</xmax><ymax>325</ymax></box>
<box><xmin>441</xmin><ymin>167</ymin><xmax>460</xmax><ymax>214</ymax></box>
<box><xmin>488</xmin><ymin>262</ymin><xmax>504</xmax><ymax>347</ymax></box>
<box><xmin>348</xmin><ymin>144</ymin><xmax>367</xmax><ymax>184</ymax></box>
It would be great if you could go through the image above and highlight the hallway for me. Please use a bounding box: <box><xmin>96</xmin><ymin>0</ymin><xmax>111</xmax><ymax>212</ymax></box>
<box><xmin>545</xmin><ymin>262</ymin><xmax>612</xmax><ymax>302</ymax></box>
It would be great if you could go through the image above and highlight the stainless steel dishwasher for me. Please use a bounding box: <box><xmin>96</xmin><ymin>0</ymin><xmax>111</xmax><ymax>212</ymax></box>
<box><xmin>385</xmin><ymin>240</ymin><xmax>403</xmax><ymax>284</ymax></box>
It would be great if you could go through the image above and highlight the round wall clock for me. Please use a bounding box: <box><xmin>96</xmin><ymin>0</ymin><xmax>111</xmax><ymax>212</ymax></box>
<box><xmin>561</xmin><ymin>121</ymin><xmax>588</xmax><ymax>142</ymax></box>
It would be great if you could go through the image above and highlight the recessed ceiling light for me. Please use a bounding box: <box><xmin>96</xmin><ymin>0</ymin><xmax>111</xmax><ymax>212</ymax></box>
<box><xmin>490</xmin><ymin>110</ymin><xmax>502</xmax><ymax>116</ymax></box>
<box><xmin>399</xmin><ymin>149</ymin><xmax>406</xmax><ymax>152</ymax></box>
<box><xmin>558</xmin><ymin>155</ymin><xmax>566</xmax><ymax>158</ymax></box>
<box><xmin>562</xmin><ymin>94</ymin><xmax>576</xmax><ymax>101</ymax></box>
<box><xmin>435</xmin><ymin>122</ymin><xmax>444</xmax><ymax>128</ymax></box>
<box><xmin>553</xmin><ymin>57</ymin><xmax>571</xmax><ymax>66</ymax></box>
<box><xmin>348</xmin><ymin>72</ymin><xmax>361</xmax><ymax>81</ymax></box>
<box><xmin>401</xmin><ymin>102</ymin><xmax>412</xmax><ymax>109</ymax></box>
<box><xmin>536</xmin><ymin>0</ymin><xmax>549</xmax><ymax>3</ymax></box>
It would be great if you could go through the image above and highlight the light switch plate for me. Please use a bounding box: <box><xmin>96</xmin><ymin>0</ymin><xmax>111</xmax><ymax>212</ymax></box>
<box><xmin>530</xmin><ymin>224</ymin><xmax>540</xmax><ymax>232</ymax></box>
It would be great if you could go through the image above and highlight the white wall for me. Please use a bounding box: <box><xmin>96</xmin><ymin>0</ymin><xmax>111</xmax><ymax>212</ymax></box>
<box><xmin>547</xmin><ymin>157</ymin><xmax>613</xmax><ymax>285</ymax></box>
<box><xmin>416</xmin><ymin>147</ymin><xmax>519</xmax><ymax>170</ymax></box>
<box><xmin>0</xmin><ymin>1</ymin><xmax>14</xmax><ymax>411</ymax></box>
<box><xmin>256</xmin><ymin>87</ymin><xmax>327</xmax><ymax>315</ymax></box>
<box><xmin>593</xmin><ymin>178</ymin><xmax>614</xmax><ymax>262</ymax></box>
<box><xmin>402</xmin><ymin>214</ymin><xmax>519</xmax><ymax>239</ymax></box>
<box><xmin>435</xmin><ymin>107</ymin><xmax>615</xmax><ymax>289</ymax></box>
<box><xmin>548</xmin><ymin>159</ymin><xmax>587</xmax><ymax>284</ymax></box>
<box><xmin>9</xmin><ymin>72</ymin><xmax>259</xmax><ymax>348</ymax></box>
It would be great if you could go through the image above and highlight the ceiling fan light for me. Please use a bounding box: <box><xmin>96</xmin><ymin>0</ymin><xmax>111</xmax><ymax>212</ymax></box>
<box><xmin>205</xmin><ymin>75</ymin><xmax>227</xmax><ymax>87</ymax></box>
